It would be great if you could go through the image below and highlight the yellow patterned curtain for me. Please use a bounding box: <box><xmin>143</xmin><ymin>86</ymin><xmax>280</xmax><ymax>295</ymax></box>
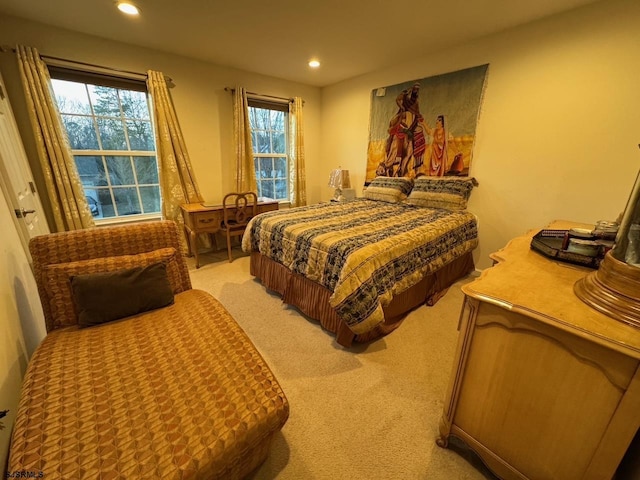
<box><xmin>16</xmin><ymin>45</ymin><xmax>95</xmax><ymax>232</ymax></box>
<box><xmin>232</xmin><ymin>86</ymin><xmax>257</xmax><ymax>192</ymax></box>
<box><xmin>288</xmin><ymin>97</ymin><xmax>307</xmax><ymax>206</ymax></box>
<box><xmin>146</xmin><ymin>70</ymin><xmax>203</xmax><ymax>251</ymax></box>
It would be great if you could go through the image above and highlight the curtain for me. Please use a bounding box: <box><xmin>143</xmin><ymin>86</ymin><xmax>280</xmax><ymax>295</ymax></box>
<box><xmin>232</xmin><ymin>87</ymin><xmax>257</xmax><ymax>193</ymax></box>
<box><xmin>16</xmin><ymin>45</ymin><xmax>94</xmax><ymax>231</ymax></box>
<box><xmin>288</xmin><ymin>97</ymin><xmax>307</xmax><ymax>206</ymax></box>
<box><xmin>146</xmin><ymin>70</ymin><xmax>204</xmax><ymax>252</ymax></box>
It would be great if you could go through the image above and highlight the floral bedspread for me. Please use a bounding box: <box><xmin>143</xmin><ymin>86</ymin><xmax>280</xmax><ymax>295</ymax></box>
<box><xmin>242</xmin><ymin>199</ymin><xmax>478</xmax><ymax>334</ymax></box>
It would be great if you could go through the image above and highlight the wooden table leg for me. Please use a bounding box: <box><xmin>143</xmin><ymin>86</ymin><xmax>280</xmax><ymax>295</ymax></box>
<box><xmin>184</xmin><ymin>225</ymin><xmax>193</xmax><ymax>257</ymax></box>
<box><xmin>190</xmin><ymin>230</ymin><xmax>200</xmax><ymax>268</ymax></box>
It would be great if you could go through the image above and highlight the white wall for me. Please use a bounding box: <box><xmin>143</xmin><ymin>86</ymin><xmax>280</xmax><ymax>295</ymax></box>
<box><xmin>321</xmin><ymin>0</ymin><xmax>640</xmax><ymax>269</ymax></box>
<box><xmin>0</xmin><ymin>14</ymin><xmax>323</xmax><ymax>207</ymax></box>
<box><xmin>0</xmin><ymin>186</ymin><xmax>46</xmax><ymax>469</ymax></box>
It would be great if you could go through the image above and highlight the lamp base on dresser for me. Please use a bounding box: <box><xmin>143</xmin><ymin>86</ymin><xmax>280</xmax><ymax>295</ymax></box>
<box><xmin>574</xmin><ymin>250</ymin><xmax>640</xmax><ymax>329</ymax></box>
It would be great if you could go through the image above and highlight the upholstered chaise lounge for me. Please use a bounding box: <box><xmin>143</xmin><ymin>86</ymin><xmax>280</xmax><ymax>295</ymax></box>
<box><xmin>9</xmin><ymin>220</ymin><xmax>289</xmax><ymax>479</ymax></box>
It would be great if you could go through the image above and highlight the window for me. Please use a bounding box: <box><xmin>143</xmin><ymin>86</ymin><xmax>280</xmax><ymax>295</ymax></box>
<box><xmin>50</xmin><ymin>71</ymin><xmax>160</xmax><ymax>221</ymax></box>
<box><xmin>248</xmin><ymin>99</ymin><xmax>289</xmax><ymax>201</ymax></box>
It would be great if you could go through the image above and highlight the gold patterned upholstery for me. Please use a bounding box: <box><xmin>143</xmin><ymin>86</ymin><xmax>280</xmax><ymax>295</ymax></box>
<box><xmin>30</xmin><ymin>220</ymin><xmax>192</xmax><ymax>333</ymax></box>
<box><xmin>10</xmin><ymin>221</ymin><xmax>289</xmax><ymax>479</ymax></box>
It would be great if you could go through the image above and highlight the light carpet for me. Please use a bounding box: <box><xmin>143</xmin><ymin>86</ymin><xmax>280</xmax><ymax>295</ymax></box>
<box><xmin>188</xmin><ymin>248</ymin><xmax>496</xmax><ymax>480</ymax></box>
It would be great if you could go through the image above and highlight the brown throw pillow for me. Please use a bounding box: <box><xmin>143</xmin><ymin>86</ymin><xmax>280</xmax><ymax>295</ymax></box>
<box><xmin>71</xmin><ymin>262</ymin><xmax>174</xmax><ymax>327</ymax></box>
<box><xmin>43</xmin><ymin>247</ymin><xmax>183</xmax><ymax>330</ymax></box>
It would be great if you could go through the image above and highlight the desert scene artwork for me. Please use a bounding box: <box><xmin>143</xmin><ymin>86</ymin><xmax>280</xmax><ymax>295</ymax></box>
<box><xmin>366</xmin><ymin>64</ymin><xmax>488</xmax><ymax>182</ymax></box>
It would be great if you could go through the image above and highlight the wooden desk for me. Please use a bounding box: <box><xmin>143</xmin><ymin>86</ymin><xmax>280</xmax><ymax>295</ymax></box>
<box><xmin>180</xmin><ymin>200</ymin><xmax>278</xmax><ymax>268</ymax></box>
<box><xmin>438</xmin><ymin>220</ymin><xmax>640</xmax><ymax>480</ymax></box>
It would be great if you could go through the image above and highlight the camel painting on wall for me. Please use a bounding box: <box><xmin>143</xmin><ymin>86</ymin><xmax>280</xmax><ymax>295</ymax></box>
<box><xmin>366</xmin><ymin>64</ymin><xmax>489</xmax><ymax>182</ymax></box>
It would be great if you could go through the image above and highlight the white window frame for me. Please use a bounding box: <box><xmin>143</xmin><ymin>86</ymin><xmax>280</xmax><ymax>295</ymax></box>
<box><xmin>50</xmin><ymin>69</ymin><xmax>161</xmax><ymax>225</ymax></box>
<box><xmin>248</xmin><ymin>97</ymin><xmax>290</xmax><ymax>202</ymax></box>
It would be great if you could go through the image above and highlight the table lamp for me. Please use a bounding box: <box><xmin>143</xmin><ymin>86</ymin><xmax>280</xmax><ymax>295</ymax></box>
<box><xmin>328</xmin><ymin>167</ymin><xmax>351</xmax><ymax>202</ymax></box>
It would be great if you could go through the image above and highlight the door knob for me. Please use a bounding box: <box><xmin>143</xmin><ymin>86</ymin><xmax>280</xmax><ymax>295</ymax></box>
<box><xmin>14</xmin><ymin>208</ymin><xmax>36</xmax><ymax>218</ymax></box>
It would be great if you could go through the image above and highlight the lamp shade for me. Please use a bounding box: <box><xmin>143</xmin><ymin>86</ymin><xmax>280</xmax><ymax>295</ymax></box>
<box><xmin>328</xmin><ymin>168</ymin><xmax>351</xmax><ymax>189</ymax></box>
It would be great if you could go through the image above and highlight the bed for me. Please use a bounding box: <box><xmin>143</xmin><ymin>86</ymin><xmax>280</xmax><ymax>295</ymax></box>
<box><xmin>242</xmin><ymin>176</ymin><xmax>479</xmax><ymax>347</ymax></box>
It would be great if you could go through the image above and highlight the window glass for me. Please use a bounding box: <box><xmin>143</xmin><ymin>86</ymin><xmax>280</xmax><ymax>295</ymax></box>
<box><xmin>139</xmin><ymin>186</ymin><xmax>161</xmax><ymax>213</ymax></box>
<box><xmin>61</xmin><ymin>115</ymin><xmax>99</xmax><ymax>150</ymax></box>
<box><xmin>249</xmin><ymin>107</ymin><xmax>268</xmax><ymax>130</ymax></box>
<box><xmin>96</xmin><ymin>189</ymin><xmax>115</xmax><ymax>218</ymax></box>
<box><xmin>274</xmin><ymin>157</ymin><xmax>287</xmax><ymax>178</ymax></box>
<box><xmin>248</xmin><ymin>101</ymin><xmax>289</xmax><ymax>201</ymax></box>
<box><xmin>105</xmin><ymin>156</ymin><xmax>135</xmax><ymax>185</ymax></box>
<box><xmin>97</xmin><ymin>118</ymin><xmax>127</xmax><ymax>150</ymax></box>
<box><xmin>272</xmin><ymin>132</ymin><xmax>286</xmax><ymax>154</ymax></box>
<box><xmin>259</xmin><ymin>157</ymin><xmax>273</xmax><ymax>179</ymax></box>
<box><xmin>113</xmin><ymin>187</ymin><xmax>141</xmax><ymax>216</ymax></box>
<box><xmin>255</xmin><ymin>131</ymin><xmax>271</xmax><ymax>154</ymax></box>
<box><xmin>120</xmin><ymin>90</ymin><xmax>150</xmax><ymax>119</ymax></box>
<box><xmin>88</xmin><ymin>85</ymin><xmax>120</xmax><ymax>115</ymax></box>
<box><xmin>260</xmin><ymin>180</ymin><xmax>274</xmax><ymax>199</ymax></box>
<box><xmin>127</xmin><ymin>120</ymin><xmax>154</xmax><ymax>150</ymax></box>
<box><xmin>75</xmin><ymin>156</ymin><xmax>105</xmax><ymax>186</ymax></box>
<box><xmin>270</xmin><ymin>110</ymin><xmax>284</xmax><ymax>130</ymax></box>
<box><xmin>134</xmin><ymin>156</ymin><xmax>159</xmax><ymax>184</ymax></box>
<box><xmin>275</xmin><ymin>179</ymin><xmax>287</xmax><ymax>199</ymax></box>
<box><xmin>51</xmin><ymin>77</ymin><xmax>160</xmax><ymax>221</ymax></box>
<box><xmin>53</xmin><ymin>80</ymin><xmax>91</xmax><ymax>115</ymax></box>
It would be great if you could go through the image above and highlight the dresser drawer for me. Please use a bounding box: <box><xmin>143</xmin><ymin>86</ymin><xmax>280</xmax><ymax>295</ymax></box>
<box><xmin>194</xmin><ymin>211</ymin><xmax>222</xmax><ymax>230</ymax></box>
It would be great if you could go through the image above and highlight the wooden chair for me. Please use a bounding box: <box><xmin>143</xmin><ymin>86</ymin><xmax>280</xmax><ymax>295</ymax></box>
<box><xmin>220</xmin><ymin>191</ymin><xmax>258</xmax><ymax>262</ymax></box>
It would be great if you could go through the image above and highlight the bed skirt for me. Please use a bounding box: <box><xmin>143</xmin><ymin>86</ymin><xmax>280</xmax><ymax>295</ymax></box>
<box><xmin>249</xmin><ymin>251</ymin><xmax>475</xmax><ymax>347</ymax></box>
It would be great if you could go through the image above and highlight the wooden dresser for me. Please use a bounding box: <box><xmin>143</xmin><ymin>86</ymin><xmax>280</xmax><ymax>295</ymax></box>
<box><xmin>180</xmin><ymin>199</ymin><xmax>278</xmax><ymax>268</ymax></box>
<box><xmin>438</xmin><ymin>221</ymin><xmax>640</xmax><ymax>480</ymax></box>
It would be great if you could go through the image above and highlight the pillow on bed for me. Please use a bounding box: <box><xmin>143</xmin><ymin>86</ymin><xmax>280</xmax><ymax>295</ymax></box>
<box><xmin>71</xmin><ymin>262</ymin><xmax>174</xmax><ymax>328</ymax></box>
<box><xmin>363</xmin><ymin>176</ymin><xmax>414</xmax><ymax>203</ymax></box>
<box><xmin>405</xmin><ymin>177</ymin><xmax>476</xmax><ymax>210</ymax></box>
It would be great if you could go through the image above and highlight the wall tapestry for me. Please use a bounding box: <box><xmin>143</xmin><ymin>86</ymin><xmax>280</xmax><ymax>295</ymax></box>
<box><xmin>366</xmin><ymin>64</ymin><xmax>489</xmax><ymax>182</ymax></box>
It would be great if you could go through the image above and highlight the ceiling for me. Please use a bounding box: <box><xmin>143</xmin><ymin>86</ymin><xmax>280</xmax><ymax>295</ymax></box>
<box><xmin>0</xmin><ymin>0</ymin><xmax>600</xmax><ymax>87</ymax></box>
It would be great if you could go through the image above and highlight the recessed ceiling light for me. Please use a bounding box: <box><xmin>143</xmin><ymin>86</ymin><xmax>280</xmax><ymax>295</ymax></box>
<box><xmin>117</xmin><ymin>2</ymin><xmax>140</xmax><ymax>15</ymax></box>
<box><xmin>308</xmin><ymin>60</ymin><xmax>320</xmax><ymax>68</ymax></box>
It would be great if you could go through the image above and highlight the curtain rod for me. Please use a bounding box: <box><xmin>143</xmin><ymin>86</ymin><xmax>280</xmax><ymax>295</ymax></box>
<box><xmin>224</xmin><ymin>87</ymin><xmax>293</xmax><ymax>104</ymax></box>
<box><xmin>0</xmin><ymin>45</ymin><xmax>173</xmax><ymax>85</ymax></box>
<box><xmin>44</xmin><ymin>55</ymin><xmax>150</xmax><ymax>82</ymax></box>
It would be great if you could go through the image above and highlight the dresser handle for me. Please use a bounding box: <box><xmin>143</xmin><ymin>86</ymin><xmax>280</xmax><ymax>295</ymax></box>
<box><xmin>200</xmin><ymin>218</ymin><xmax>215</xmax><ymax>223</ymax></box>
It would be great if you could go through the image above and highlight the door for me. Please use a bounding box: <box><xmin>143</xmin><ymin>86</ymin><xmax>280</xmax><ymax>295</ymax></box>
<box><xmin>0</xmin><ymin>71</ymin><xmax>49</xmax><ymax>260</ymax></box>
